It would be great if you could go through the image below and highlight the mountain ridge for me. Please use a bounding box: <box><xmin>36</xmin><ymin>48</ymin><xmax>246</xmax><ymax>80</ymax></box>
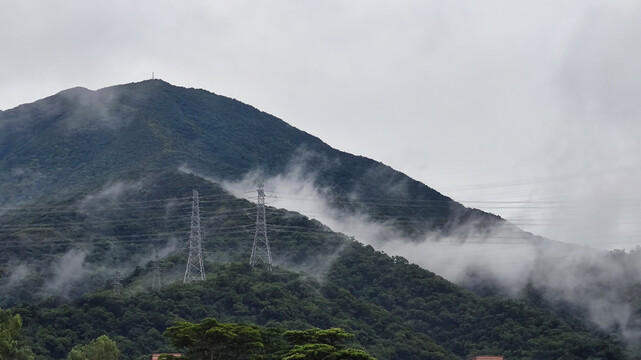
<box><xmin>0</xmin><ymin>79</ymin><xmax>503</xmax><ymax>239</ymax></box>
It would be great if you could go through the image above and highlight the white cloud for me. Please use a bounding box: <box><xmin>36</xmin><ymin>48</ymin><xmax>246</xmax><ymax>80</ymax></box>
<box><xmin>216</xmin><ymin>155</ymin><xmax>641</xmax><ymax>340</ymax></box>
<box><xmin>78</xmin><ymin>181</ymin><xmax>142</xmax><ymax>212</ymax></box>
<box><xmin>44</xmin><ymin>249</ymin><xmax>92</xmax><ymax>298</ymax></box>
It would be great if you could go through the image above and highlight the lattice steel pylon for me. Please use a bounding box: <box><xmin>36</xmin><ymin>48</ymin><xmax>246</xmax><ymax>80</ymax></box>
<box><xmin>183</xmin><ymin>189</ymin><xmax>206</xmax><ymax>283</ymax></box>
<box><xmin>151</xmin><ymin>250</ymin><xmax>161</xmax><ymax>290</ymax></box>
<box><xmin>250</xmin><ymin>181</ymin><xmax>272</xmax><ymax>270</ymax></box>
<box><xmin>113</xmin><ymin>271</ymin><xmax>122</xmax><ymax>295</ymax></box>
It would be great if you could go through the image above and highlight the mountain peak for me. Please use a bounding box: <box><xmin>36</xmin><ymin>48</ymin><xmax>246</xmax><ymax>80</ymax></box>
<box><xmin>57</xmin><ymin>86</ymin><xmax>92</xmax><ymax>95</ymax></box>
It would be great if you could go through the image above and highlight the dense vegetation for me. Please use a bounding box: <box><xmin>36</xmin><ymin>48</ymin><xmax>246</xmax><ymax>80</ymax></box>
<box><xmin>6</xmin><ymin>245</ymin><xmax>627</xmax><ymax>360</ymax></box>
<box><xmin>10</xmin><ymin>262</ymin><xmax>454</xmax><ymax>360</ymax></box>
<box><xmin>2</xmin><ymin>307</ymin><xmax>377</xmax><ymax>360</ymax></box>
<box><xmin>0</xmin><ymin>308</ymin><xmax>35</xmax><ymax>359</ymax></box>
<box><xmin>164</xmin><ymin>319</ymin><xmax>377</xmax><ymax>360</ymax></box>
<box><xmin>66</xmin><ymin>335</ymin><xmax>119</xmax><ymax>360</ymax></box>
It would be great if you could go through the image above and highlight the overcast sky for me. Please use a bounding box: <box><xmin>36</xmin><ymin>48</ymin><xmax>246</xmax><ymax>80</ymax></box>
<box><xmin>1</xmin><ymin>1</ymin><xmax>640</xmax><ymax>250</ymax></box>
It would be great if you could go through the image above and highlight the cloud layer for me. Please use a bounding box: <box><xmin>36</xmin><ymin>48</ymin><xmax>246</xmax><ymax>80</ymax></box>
<box><xmin>219</xmin><ymin>156</ymin><xmax>641</xmax><ymax>342</ymax></box>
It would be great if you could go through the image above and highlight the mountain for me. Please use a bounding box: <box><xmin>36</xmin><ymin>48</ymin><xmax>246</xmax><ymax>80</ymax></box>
<box><xmin>0</xmin><ymin>80</ymin><xmax>639</xmax><ymax>359</ymax></box>
<box><xmin>0</xmin><ymin>80</ymin><xmax>502</xmax><ymax>238</ymax></box>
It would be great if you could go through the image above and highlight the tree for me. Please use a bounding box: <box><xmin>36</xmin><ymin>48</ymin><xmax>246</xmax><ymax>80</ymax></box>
<box><xmin>164</xmin><ymin>318</ymin><xmax>264</xmax><ymax>360</ymax></box>
<box><xmin>0</xmin><ymin>308</ymin><xmax>35</xmax><ymax>360</ymax></box>
<box><xmin>282</xmin><ymin>328</ymin><xmax>376</xmax><ymax>360</ymax></box>
<box><xmin>164</xmin><ymin>320</ymin><xmax>376</xmax><ymax>360</ymax></box>
<box><xmin>283</xmin><ymin>328</ymin><xmax>353</xmax><ymax>348</ymax></box>
<box><xmin>283</xmin><ymin>343</ymin><xmax>376</xmax><ymax>359</ymax></box>
<box><xmin>66</xmin><ymin>335</ymin><xmax>119</xmax><ymax>360</ymax></box>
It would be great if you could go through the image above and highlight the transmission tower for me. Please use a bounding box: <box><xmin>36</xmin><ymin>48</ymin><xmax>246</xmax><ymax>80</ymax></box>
<box><xmin>184</xmin><ymin>189</ymin><xmax>206</xmax><ymax>284</ymax></box>
<box><xmin>250</xmin><ymin>181</ymin><xmax>272</xmax><ymax>270</ymax></box>
<box><xmin>151</xmin><ymin>250</ymin><xmax>161</xmax><ymax>290</ymax></box>
<box><xmin>113</xmin><ymin>271</ymin><xmax>122</xmax><ymax>295</ymax></box>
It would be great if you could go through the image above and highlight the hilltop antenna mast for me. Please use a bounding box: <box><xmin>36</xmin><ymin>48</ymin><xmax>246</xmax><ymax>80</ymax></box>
<box><xmin>184</xmin><ymin>189</ymin><xmax>206</xmax><ymax>283</ymax></box>
<box><xmin>250</xmin><ymin>181</ymin><xmax>272</xmax><ymax>270</ymax></box>
<box><xmin>151</xmin><ymin>250</ymin><xmax>162</xmax><ymax>290</ymax></box>
<box><xmin>113</xmin><ymin>271</ymin><xmax>122</xmax><ymax>296</ymax></box>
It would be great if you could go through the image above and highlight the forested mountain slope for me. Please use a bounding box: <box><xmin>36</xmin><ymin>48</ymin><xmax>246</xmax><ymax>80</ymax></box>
<box><xmin>0</xmin><ymin>80</ymin><xmax>502</xmax><ymax>239</ymax></box>
<box><xmin>12</xmin><ymin>246</ymin><xmax>625</xmax><ymax>360</ymax></box>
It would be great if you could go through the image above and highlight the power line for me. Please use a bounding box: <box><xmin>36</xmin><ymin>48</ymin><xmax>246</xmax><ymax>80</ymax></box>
<box><xmin>0</xmin><ymin>207</ymin><xmax>257</xmax><ymax>232</ymax></box>
<box><xmin>1</xmin><ymin>186</ymin><xmax>640</xmax><ymax>253</ymax></box>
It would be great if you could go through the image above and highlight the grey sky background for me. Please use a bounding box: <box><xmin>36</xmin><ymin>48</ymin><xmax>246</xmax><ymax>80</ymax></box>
<box><xmin>1</xmin><ymin>1</ymin><xmax>640</xmax><ymax>250</ymax></box>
